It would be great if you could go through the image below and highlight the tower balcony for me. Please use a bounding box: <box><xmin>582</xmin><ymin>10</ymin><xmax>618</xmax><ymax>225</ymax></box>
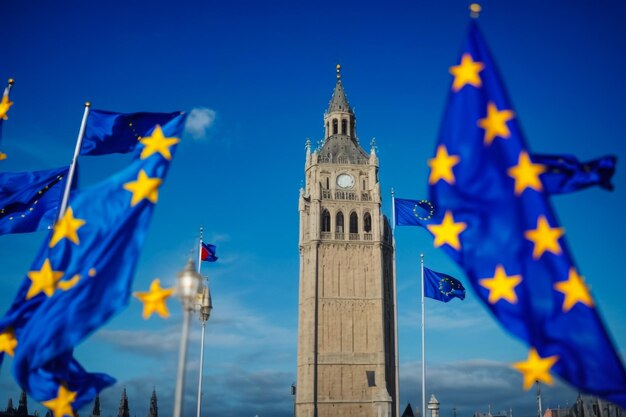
<box><xmin>321</xmin><ymin>190</ymin><xmax>372</xmax><ymax>201</ymax></box>
<box><xmin>318</xmin><ymin>155</ymin><xmax>369</xmax><ymax>165</ymax></box>
<box><xmin>320</xmin><ymin>232</ymin><xmax>374</xmax><ymax>241</ymax></box>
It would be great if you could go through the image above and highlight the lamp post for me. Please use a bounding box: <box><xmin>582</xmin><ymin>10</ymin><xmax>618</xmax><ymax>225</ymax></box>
<box><xmin>174</xmin><ymin>259</ymin><xmax>202</xmax><ymax>417</ymax></box>
<box><xmin>196</xmin><ymin>282</ymin><xmax>212</xmax><ymax>417</ymax></box>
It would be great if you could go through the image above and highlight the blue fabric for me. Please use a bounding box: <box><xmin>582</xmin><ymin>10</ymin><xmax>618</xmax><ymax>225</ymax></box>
<box><xmin>81</xmin><ymin>109</ymin><xmax>182</xmax><ymax>155</ymax></box>
<box><xmin>423</xmin><ymin>267</ymin><xmax>465</xmax><ymax>303</ymax></box>
<box><xmin>424</xmin><ymin>21</ymin><xmax>626</xmax><ymax>405</ymax></box>
<box><xmin>0</xmin><ymin>166</ymin><xmax>69</xmax><ymax>235</ymax></box>
<box><xmin>201</xmin><ymin>242</ymin><xmax>218</xmax><ymax>262</ymax></box>
<box><xmin>394</xmin><ymin>197</ymin><xmax>441</xmax><ymax>228</ymax></box>
<box><xmin>532</xmin><ymin>153</ymin><xmax>616</xmax><ymax>194</ymax></box>
<box><xmin>0</xmin><ymin>113</ymin><xmax>187</xmax><ymax>410</ymax></box>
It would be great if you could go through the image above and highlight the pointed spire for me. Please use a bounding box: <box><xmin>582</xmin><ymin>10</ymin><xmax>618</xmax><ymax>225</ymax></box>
<box><xmin>118</xmin><ymin>386</ymin><xmax>130</xmax><ymax>417</ymax></box>
<box><xmin>326</xmin><ymin>64</ymin><xmax>353</xmax><ymax>115</ymax></box>
<box><xmin>148</xmin><ymin>387</ymin><xmax>158</xmax><ymax>417</ymax></box>
<box><xmin>17</xmin><ymin>390</ymin><xmax>28</xmax><ymax>416</ymax></box>
<box><xmin>91</xmin><ymin>394</ymin><xmax>101</xmax><ymax>416</ymax></box>
<box><xmin>6</xmin><ymin>397</ymin><xmax>14</xmax><ymax>412</ymax></box>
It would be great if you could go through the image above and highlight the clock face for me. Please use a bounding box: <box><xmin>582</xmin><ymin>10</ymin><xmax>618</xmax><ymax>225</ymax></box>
<box><xmin>337</xmin><ymin>173</ymin><xmax>354</xmax><ymax>189</ymax></box>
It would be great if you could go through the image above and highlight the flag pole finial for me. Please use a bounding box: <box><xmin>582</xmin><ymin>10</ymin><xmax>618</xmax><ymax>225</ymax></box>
<box><xmin>85</xmin><ymin>101</ymin><xmax>92</xmax><ymax>108</ymax></box>
<box><xmin>7</xmin><ymin>78</ymin><xmax>14</xmax><ymax>86</ymax></box>
<box><xmin>336</xmin><ymin>64</ymin><xmax>341</xmax><ymax>80</ymax></box>
<box><xmin>469</xmin><ymin>3</ymin><xmax>481</xmax><ymax>18</ymax></box>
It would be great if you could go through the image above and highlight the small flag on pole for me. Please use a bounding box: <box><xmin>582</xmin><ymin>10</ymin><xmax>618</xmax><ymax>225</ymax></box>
<box><xmin>424</xmin><ymin>267</ymin><xmax>465</xmax><ymax>302</ymax></box>
<box><xmin>201</xmin><ymin>242</ymin><xmax>218</xmax><ymax>262</ymax></box>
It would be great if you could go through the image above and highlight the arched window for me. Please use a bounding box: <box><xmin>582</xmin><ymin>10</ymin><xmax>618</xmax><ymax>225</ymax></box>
<box><xmin>341</xmin><ymin>119</ymin><xmax>347</xmax><ymax>135</ymax></box>
<box><xmin>364</xmin><ymin>212</ymin><xmax>372</xmax><ymax>232</ymax></box>
<box><xmin>350</xmin><ymin>212</ymin><xmax>358</xmax><ymax>233</ymax></box>
<box><xmin>326</xmin><ymin>122</ymin><xmax>329</xmax><ymax>137</ymax></box>
<box><xmin>321</xmin><ymin>209</ymin><xmax>331</xmax><ymax>232</ymax></box>
<box><xmin>332</xmin><ymin>119</ymin><xmax>338</xmax><ymax>135</ymax></box>
<box><xmin>326</xmin><ymin>178</ymin><xmax>330</xmax><ymax>189</ymax></box>
<box><xmin>336</xmin><ymin>211</ymin><xmax>344</xmax><ymax>233</ymax></box>
<box><xmin>350</xmin><ymin>120</ymin><xmax>355</xmax><ymax>137</ymax></box>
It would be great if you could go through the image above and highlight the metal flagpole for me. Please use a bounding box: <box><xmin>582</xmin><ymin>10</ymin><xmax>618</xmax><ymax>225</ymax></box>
<box><xmin>58</xmin><ymin>102</ymin><xmax>91</xmax><ymax>221</ymax></box>
<box><xmin>197</xmin><ymin>225</ymin><xmax>207</xmax><ymax>417</ymax></box>
<box><xmin>391</xmin><ymin>189</ymin><xmax>400</xmax><ymax>417</ymax></box>
<box><xmin>421</xmin><ymin>253</ymin><xmax>426</xmax><ymax>417</ymax></box>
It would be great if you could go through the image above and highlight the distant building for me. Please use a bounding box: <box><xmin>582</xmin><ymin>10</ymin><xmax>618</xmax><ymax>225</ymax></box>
<box><xmin>543</xmin><ymin>394</ymin><xmax>623</xmax><ymax>417</ymax></box>
<box><xmin>1</xmin><ymin>387</ymin><xmax>158</xmax><ymax>417</ymax></box>
<box><xmin>0</xmin><ymin>391</ymin><xmax>38</xmax><ymax>417</ymax></box>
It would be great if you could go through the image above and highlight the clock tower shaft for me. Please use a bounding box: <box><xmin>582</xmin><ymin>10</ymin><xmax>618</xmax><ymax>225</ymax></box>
<box><xmin>296</xmin><ymin>66</ymin><xmax>397</xmax><ymax>417</ymax></box>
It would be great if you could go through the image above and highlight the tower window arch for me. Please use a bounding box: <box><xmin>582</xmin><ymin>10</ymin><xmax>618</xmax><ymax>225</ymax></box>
<box><xmin>326</xmin><ymin>122</ymin><xmax>329</xmax><ymax>137</ymax></box>
<box><xmin>321</xmin><ymin>209</ymin><xmax>331</xmax><ymax>232</ymax></box>
<box><xmin>333</xmin><ymin>119</ymin><xmax>338</xmax><ymax>135</ymax></box>
<box><xmin>326</xmin><ymin>177</ymin><xmax>330</xmax><ymax>189</ymax></box>
<box><xmin>341</xmin><ymin>119</ymin><xmax>347</xmax><ymax>135</ymax></box>
<box><xmin>364</xmin><ymin>212</ymin><xmax>372</xmax><ymax>232</ymax></box>
<box><xmin>336</xmin><ymin>211</ymin><xmax>344</xmax><ymax>233</ymax></box>
<box><xmin>350</xmin><ymin>212</ymin><xmax>359</xmax><ymax>234</ymax></box>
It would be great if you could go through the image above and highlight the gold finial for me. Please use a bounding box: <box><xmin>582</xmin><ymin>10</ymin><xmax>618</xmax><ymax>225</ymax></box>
<box><xmin>85</xmin><ymin>101</ymin><xmax>92</xmax><ymax>107</ymax></box>
<box><xmin>336</xmin><ymin>64</ymin><xmax>341</xmax><ymax>80</ymax></box>
<box><xmin>8</xmin><ymin>78</ymin><xmax>14</xmax><ymax>86</ymax></box>
<box><xmin>470</xmin><ymin>3</ymin><xmax>481</xmax><ymax>18</ymax></box>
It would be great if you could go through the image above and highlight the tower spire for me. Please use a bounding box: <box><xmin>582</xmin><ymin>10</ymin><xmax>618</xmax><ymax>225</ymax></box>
<box><xmin>326</xmin><ymin>64</ymin><xmax>353</xmax><ymax>115</ymax></box>
<box><xmin>17</xmin><ymin>390</ymin><xmax>28</xmax><ymax>416</ymax></box>
<box><xmin>91</xmin><ymin>394</ymin><xmax>101</xmax><ymax>417</ymax></box>
<box><xmin>148</xmin><ymin>387</ymin><xmax>158</xmax><ymax>417</ymax></box>
<box><xmin>118</xmin><ymin>386</ymin><xmax>130</xmax><ymax>417</ymax></box>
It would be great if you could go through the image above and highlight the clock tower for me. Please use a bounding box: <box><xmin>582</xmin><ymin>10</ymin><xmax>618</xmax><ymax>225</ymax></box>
<box><xmin>296</xmin><ymin>66</ymin><xmax>397</xmax><ymax>417</ymax></box>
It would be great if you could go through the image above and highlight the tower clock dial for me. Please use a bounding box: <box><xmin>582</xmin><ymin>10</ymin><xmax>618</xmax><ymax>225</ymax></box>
<box><xmin>336</xmin><ymin>173</ymin><xmax>354</xmax><ymax>189</ymax></box>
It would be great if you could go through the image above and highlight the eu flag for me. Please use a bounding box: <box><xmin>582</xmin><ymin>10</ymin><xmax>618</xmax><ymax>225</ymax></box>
<box><xmin>81</xmin><ymin>109</ymin><xmax>182</xmax><ymax>155</ymax></box>
<box><xmin>201</xmin><ymin>242</ymin><xmax>218</xmax><ymax>262</ymax></box>
<box><xmin>423</xmin><ymin>20</ymin><xmax>626</xmax><ymax>404</ymax></box>
<box><xmin>424</xmin><ymin>267</ymin><xmax>465</xmax><ymax>303</ymax></box>
<box><xmin>0</xmin><ymin>113</ymin><xmax>187</xmax><ymax>412</ymax></box>
<box><xmin>0</xmin><ymin>166</ymin><xmax>69</xmax><ymax>236</ymax></box>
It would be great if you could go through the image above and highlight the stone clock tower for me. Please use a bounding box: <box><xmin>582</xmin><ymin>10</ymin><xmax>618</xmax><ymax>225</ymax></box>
<box><xmin>296</xmin><ymin>66</ymin><xmax>397</xmax><ymax>417</ymax></box>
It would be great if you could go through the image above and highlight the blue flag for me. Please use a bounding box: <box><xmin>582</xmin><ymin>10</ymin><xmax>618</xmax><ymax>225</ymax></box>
<box><xmin>532</xmin><ymin>153</ymin><xmax>616</xmax><ymax>194</ymax></box>
<box><xmin>394</xmin><ymin>197</ymin><xmax>440</xmax><ymax>228</ymax></box>
<box><xmin>0</xmin><ymin>113</ymin><xmax>187</xmax><ymax>412</ymax></box>
<box><xmin>81</xmin><ymin>109</ymin><xmax>182</xmax><ymax>155</ymax></box>
<box><xmin>0</xmin><ymin>166</ymin><xmax>69</xmax><ymax>236</ymax></box>
<box><xmin>421</xmin><ymin>20</ymin><xmax>626</xmax><ymax>404</ymax></box>
<box><xmin>201</xmin><ymin>242</ymin><xmax>218</xmax><ymax>262</ymax></box>
<box><xmin>424</xmin><ymin>267</ymin><xmax>465</xmax><ymax>303</ymax></box>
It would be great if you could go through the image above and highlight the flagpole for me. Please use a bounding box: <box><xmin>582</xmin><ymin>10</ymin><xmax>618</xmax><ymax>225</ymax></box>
<box><xmin>421</xmin><ymin>253</ymin><xmax>425</xmax><ymax>417</ymax></box>
<box><xmin>391</xmin><ymin>188</ymin><xmax>400</xmax><ymax>417</ymax></box>
<box><xmin>58</xmin><ymin>102</ymin><xmax>91</xmax><ymax>222</ymax></box>
<box><xmin>197</xmin><ymin>225</ymin><xmax>206</xmax><ymax>417</ymax></box>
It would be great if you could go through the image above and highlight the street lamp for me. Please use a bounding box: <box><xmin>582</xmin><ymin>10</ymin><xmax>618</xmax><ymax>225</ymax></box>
<box><xmin>173</xmin><ymin>259</ymin><xmax>202</xmax><ymax>417</ymax></box>
<box><xmin>196</xmin><ymin>282</ymin><xmax>212</xmax><ymax>417</ymax></box>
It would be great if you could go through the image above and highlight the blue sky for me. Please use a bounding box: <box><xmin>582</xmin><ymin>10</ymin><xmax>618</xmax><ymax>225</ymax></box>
<box><xmin>1</xmin><ymin>0</ymin><xmax>626</xmax><ymax>416</ymax></box>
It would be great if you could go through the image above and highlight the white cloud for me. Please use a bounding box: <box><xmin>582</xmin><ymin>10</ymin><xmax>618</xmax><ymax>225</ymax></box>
<box><xmin>184</xmin><ymin>107</ymin><xmax>216</xmax><ymax>140</ymax></box>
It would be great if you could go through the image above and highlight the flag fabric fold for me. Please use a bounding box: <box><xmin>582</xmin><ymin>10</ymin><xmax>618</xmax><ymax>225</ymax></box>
<box><xmin>0</xmin><ymin>166</ymin><xmax>70</xmax><ymax>236</ymax></box>
<box><xmin>420</xmin><ymin>20</ymin><xmax>626</xmax><ymax>404</ymax></box>
<box><xmin>424</xmin><ymin>267</ymin><xmax>465</xmax><ymax>303</ymax></box>
<box><xmin>0</xmin><ymin>113</ymin><xmax>187</xmax><ymax>411</ymax></box>
<box><xmin>532</xmin><ymin>153</ymin><xmax>616</xmax><ymax>194</ymax></box>
<box><xmin>81</xmin><ymin>109</ymin><xmax>182</xmax><ymax>156</ymax></box>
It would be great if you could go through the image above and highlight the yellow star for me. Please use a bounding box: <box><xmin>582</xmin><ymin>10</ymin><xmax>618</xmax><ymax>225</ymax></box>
<box><xmin>427</xmin><ymin>210</ymin><xmax>467</xmax><ymax>250</ymax></box>
<box><xmin>449</xmin><ymin>53</ymin><xmax>485</xmax><ymax>92</ymax></box>
<box><xmin>554</xmin><ymin>267</ymin><xmax>594</xmax><ymax>313</ymax></box>
<box><xmin>507</xmin><ymin>151</ymin><xmax>547</xmax><ymax>195</ymax></box>
<box><xmin>0</xmin><ymin>94</ymin><xmax>13</xmax><ymax>120</ymax></box>
<box><xmin>477</xmin><ymin>102</ymin><xmax>515</xmax><ymax>146</ymax></box>
<box><xmin>123</xmin><ymin>170</ymin><xmax>163</xmax><ymax>207</ymax></box>
<box><xmin>49</xmin><ymin>207</ymin><xmax>86</xmax><ymax>248</ymax></box>
<box><xmin>139</xmin><ymin>125</ymin><xmax>180</xmax><ymax>161</ymax></box>
<box><xmin>42</xmin><ymin>384</ymin><xmax>77</xmax><ymax>417</ymax></box>
<box><xmin>512</xmin><ymin>347</ymin><xmax>559</xmax><ymax>390</ymax></box>
<box><xmin>479</xmin><ymin>265</ymin><xmax>522</xmax><ymax>304</ymax></box>
<box><xmin>0</xmin><ymin>151</ymin><xmax>7</xmax><ymax>160</ymax></box>
<box><xmin>428</xmin><ymin>145</ymin><xmax>461</xmax><ymax>185</ymax></box>
<box><xmin>26</xmin><ymin>259</ymin><xmax>64</xmax><ymax>300</ymax></box>
<box><xmin>0</xmin><ymin>328</ymin><xmax>18</xmax><ymax>356</ymax></box>
<box><xmin>133</xmin><ymin>279</ymin><xmax>174</xmax><ymax>319</ymax></box>
<box><xmin>524</xmin><ymin>215</ymin><xmax>565</xmax><ymax>259</ymax></box>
